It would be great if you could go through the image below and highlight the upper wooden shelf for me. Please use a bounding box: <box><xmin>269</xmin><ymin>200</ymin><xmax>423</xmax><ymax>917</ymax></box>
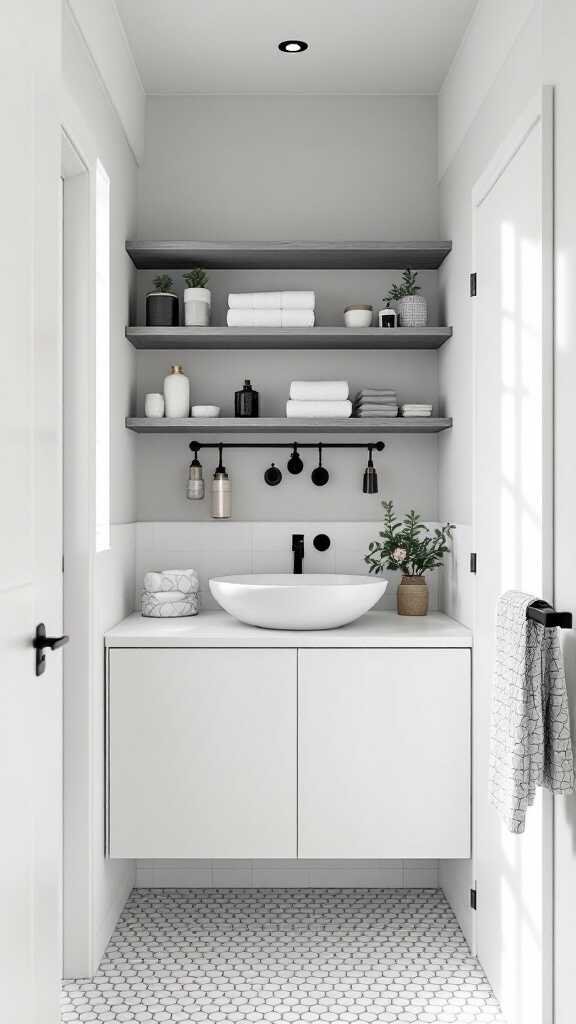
<box><xmin>125</xmin><ymin>326</ymin><xmax>453</xmax><ymax>351</ymax></box>
<box><xmin>126</xmin><ymin>240</ymin><xmax>452</xmax><ymax>271</ymax></box>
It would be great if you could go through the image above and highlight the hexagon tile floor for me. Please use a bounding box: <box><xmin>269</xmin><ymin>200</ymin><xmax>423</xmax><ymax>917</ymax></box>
<box><xmin>61</xmin><ymin>888</ymin><xmax>506</xmax><ymax>1023</ymax></box>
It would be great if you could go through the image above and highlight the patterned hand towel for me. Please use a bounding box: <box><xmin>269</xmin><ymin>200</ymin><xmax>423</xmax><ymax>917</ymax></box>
<box><xmin>489</xmin><ymin>590</ymin><xmax>575</xmax><ymax>833</ymax></box>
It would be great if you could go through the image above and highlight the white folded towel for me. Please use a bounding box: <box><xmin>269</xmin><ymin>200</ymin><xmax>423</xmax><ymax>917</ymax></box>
<box><xmin>354</xmin><ymin>409</ymin><xmax>399</xmax><ymax>417</ymax></box>
<box><xmin>144</xmin><ymin>569</ymin><xmax>200</xmax><ymax>594</ymax></box>
<box><xmin>227</xmin><ymin>309</ymin><xmax>315</xmax><ymax>327</ymax></box>
<box><xmin>290</xmin><ymin>381</ymin><xmax>349</xmax><ymax>401</ymax></box>
<box><xmin>286</xmin><ymin>400</ymin><xmax>352</xmax><ymax>418</ymax></box>
<box><xmin>228</xmin><ymin>291</ymin><xmax>315</xmax><ymax>310</ymax></box>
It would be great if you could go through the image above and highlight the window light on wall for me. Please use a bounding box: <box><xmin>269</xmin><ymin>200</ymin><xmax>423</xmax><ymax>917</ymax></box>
<box><xmin>95</xmin><ymin>159</ymin><xmax>110</xmax><ymax>553</ymax></box>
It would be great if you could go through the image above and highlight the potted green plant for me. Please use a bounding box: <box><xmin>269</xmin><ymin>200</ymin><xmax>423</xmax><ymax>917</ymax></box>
<box><xmin>146</xmin><ymin>274</ymin><xmax>179</xmax><ymax>327</ymax></box>
<box><xmin>183</xmin><ymin>268</ymin><xmax>211</xmax><ymax>326</ymax></box>
<box><xmin>384</xmin><ymin>268</ymin><xmax>427</xmax><ymax>327</ymax></box>
<box><xmin>365</xmin><ymin>500</ymin><xmax>455</xmax><ymax>615</ymax></box>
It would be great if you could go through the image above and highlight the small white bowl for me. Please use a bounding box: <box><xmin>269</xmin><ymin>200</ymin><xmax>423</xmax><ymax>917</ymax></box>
<box><xmin>191</xmin><ymin>405</ymin><xmax>220</xmax><ymax>418</ymax></box>
<box><xmin>344</xmin><ymin>305</ymin><xmax>373</xmax><ymax>328</ymax></box>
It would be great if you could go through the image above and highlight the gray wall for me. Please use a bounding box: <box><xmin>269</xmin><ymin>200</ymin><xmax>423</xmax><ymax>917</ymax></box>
<box><xmin>134</xmin><ymin>95</ymin><xmax>442</xmax><ymax>524</ymax></box>
<box><xmin>137</xmin><ymin>95</ymin><xmax>439</xmax><ymax>241</ymax></box>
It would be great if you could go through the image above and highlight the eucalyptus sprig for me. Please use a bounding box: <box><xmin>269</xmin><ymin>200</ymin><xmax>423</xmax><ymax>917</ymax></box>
<box><xmin>365</xmin><ymin>500</ymin><xmax>455</xmax><ymax>577</ymax></box>
<box><xmin>384</xmin><ymin>268</ymin><xmax>421</xmax><ymax>304</ymax></box>
<box><xmin>153</xmin><ymin>274</ymin><xmax>174</xmax><ymax>292</ymax></box>
<box><xmin>183</xmin><ymin>268</ymin><xmax>209</xmax><ymax>289</ymax></box>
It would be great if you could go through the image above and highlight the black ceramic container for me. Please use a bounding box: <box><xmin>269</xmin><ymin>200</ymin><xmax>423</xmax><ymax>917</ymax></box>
<box><xmin>146</xmin><ymin>292</ymin><xmax>179</xmax><ymax>327</ymax></box>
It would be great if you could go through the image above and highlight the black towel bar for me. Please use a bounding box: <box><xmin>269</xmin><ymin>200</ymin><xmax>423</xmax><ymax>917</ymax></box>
<box><xmin>526</xmin><ymin>600</ymin><xmax>573</xmax><ymax>629</ymax></box>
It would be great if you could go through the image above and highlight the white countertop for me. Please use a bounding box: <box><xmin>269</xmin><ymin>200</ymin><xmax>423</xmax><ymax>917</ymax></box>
<box><xmin>105</xmin><ymin>610</ymin><xmax>472</xmax><ymax>648</ymax></box>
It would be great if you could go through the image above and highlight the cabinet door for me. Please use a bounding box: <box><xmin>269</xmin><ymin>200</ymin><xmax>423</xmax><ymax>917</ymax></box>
<box><xmin>298</xmin><ymin>648</ymin><xmax>470</xmax><ymax>859</ymax></box>
<box><xmin>108</xmin><ymin>648</ymin><xmax>297</xmax><ymax>858</ymax></box>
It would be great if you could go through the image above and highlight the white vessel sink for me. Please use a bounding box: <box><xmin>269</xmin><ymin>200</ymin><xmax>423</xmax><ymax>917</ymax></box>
<box><xmin>209</xmin><ymin>573</ymin><xmax>388</xmax><ymax>630</ymax></box>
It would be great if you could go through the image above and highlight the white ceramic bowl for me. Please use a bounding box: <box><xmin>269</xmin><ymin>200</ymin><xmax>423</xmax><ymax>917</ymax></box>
<box><xmin>344</xmin><ymin>306</ymin><xmax>373</xmax><ymax>328</ymax></box>
<box><xmin>191</xmin><ymin>405</ymin><xmax>220</xmax><ymax>417</ymax></box>
<box><xmin>209</xmin><ymin>573</ymin><xmax>388</xmax><ymax>630</ymax></box>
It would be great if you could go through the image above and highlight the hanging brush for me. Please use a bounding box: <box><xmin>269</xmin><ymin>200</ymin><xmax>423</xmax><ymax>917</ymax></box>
<box><xmin>363</xmin><ymin>445</ymin><xmax>378</xmax><ymax>494</ymax></box>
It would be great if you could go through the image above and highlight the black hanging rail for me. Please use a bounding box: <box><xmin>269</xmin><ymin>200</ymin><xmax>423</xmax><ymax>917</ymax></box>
<box><xmin>189</xmin><ymin>441</ymin><xmax>386</xmax><ymax>453</ymax></box>
<box><xmin>527</xmin><ymin>600</ymin><xmax>572</xmax><ymax>629</ymax></box>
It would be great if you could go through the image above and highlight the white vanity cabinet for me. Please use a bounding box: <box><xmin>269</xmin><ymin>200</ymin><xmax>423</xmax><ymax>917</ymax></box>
<box><xmin>298</xmin><ymin>648</ymin><xmax>471</xmax><ymax>859</ymax></box>
<box><xmin>106</xmin><ymin>613</ymin><xmax>472</xmax><ymax>860</ymax></box>
<box><xmin>108</xmin><ymin>648</ymin><xmax>297</xmax><ymax>858</ymax></box>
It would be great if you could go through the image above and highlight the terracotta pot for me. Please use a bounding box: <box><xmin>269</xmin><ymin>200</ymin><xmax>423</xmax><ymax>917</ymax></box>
<box><xmin>397</xmin><ymin>575</ymin><xmax>429</xmax><ymax>616</ymax></box>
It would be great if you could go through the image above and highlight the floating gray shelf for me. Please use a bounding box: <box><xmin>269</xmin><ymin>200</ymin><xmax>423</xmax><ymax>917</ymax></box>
<box><xmin>125</xmin><ymin>326</ymin><xmax>453</xmax><ymax>351</ymax></box>
<box><xmin>126</xmin><ymin>240</ymin><xmax>452</xmax><ymax>271</ymax></box>
<box><xmin>126</xmin><ymin>417</ymin><xmax>452</xmax><ymax>435</ymax></box>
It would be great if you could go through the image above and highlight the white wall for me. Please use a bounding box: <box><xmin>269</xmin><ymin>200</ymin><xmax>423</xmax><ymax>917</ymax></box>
<box><xmin>437</xmin><ymin>0</ymin><xmax>543</xmax><ymax>946</ymax></box>
<box><xmin>62</xmin><ymin>5</ymin><xmax>138</xmax><ymax>975</ymax></box>
<box><xmin>137</xmin><ymin>94</ymin><xmax>439</xmax><ymax>241</ymax></box>
<box><xmin>542</xmin><ymin>3</ymin><xmax>576</xmax><ymax>1021</ymax></box>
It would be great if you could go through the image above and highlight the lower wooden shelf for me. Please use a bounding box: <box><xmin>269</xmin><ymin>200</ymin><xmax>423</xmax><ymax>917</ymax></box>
<box><xmin>126</xmin><ymin>417</ymin><xmax>452</xmax><ymax>434</ymax></box>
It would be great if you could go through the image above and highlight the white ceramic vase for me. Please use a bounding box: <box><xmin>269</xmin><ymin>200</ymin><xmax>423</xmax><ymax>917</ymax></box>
<box><xmin>397</xmin><ymin>294</ymin><xmax>428</xmax><ymax>327</ymax></box>
<box><xmin>144</xmin><ymin>392</ymin><xmax>165</xmax><ymax>418</ymax></box>
<box><xmin>184</xmin><ymin>287</ymin><xmax>211</xmax><ymax>326</ymax></box>
<box><xmin>163</xmin><ymin>365</ymin><xmax>190</xmax><ymax>418</ymax></box>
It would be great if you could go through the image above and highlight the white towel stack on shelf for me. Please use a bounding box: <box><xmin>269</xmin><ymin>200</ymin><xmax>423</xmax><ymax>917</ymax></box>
<box><xmin>286</xmin><ymin>381</ymin><xmax>352</xmax><ymax>418</ymax></box>
<box><xmin>400</xmin><ymin>403</ymin><xmax>433</xmax><ymax>418</ymax></box>
<box><xmin>141</xmin><ymin>569</ymin><xmax>200</xmax><ymax>618</ymax></box>
<box><xmin>227</xmin><ymin>291</ymin><xmax>315</xmax><ymax>328</ymax></box>
<box><xmin>353</xmin><ymin>389</ymin><xmax>399</xmax><ymax>418</ymax></box>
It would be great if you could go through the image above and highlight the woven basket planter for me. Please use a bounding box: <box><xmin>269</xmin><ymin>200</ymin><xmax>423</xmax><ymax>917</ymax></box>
<box><xmin>397</xmin><ymin>575</ymin><xmax>429</xmax><ymax>616</ymax></box>
<box><xmin>397</xmin><ymin>294</ymin><xmax>428</xmax><ymax>327</ymax></box>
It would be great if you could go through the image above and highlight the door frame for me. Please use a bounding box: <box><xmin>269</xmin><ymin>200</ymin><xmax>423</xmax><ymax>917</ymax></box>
<box><xmin>471</xmin><ymin>85</ymin><xmax>555</xmax><ymax>1023</ymax></box>
<box><xmin>60</xmin><ymin>94</ymin><xmax>100</xmax><ymax>978</ymax></box>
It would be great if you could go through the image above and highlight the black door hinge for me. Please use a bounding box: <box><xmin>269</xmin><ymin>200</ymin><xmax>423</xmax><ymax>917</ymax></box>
<box><xmin>470</xmin><ymin>552</ymin><xmax>477</xmax><ymax>574</ymax></box>
<box><xmin>470</xmin><ymin>888</ymin><xmax>477</xmax><ymax>910</ymax></box>
<box><xmin>470</xmin><ymin>272</ymin><xmax>477</xmax><ymax>297</ymax></box>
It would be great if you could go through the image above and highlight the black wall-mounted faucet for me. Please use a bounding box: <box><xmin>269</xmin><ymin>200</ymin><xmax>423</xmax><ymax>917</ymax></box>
<box><xmin>292</xmin><ymin>534</ymin><xmax>305</xmax><ymax>574</ymax></box>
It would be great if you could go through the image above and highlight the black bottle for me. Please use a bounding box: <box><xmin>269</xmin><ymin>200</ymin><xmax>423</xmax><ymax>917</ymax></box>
<box><xmin>235</xmin><ymin>379</ymin><xmax>259</xmax><ymax>417</ymax></box>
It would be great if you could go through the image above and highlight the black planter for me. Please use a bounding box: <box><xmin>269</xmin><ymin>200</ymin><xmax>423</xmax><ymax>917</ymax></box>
<box><xmin>146</xmin><ymin>292</ymin><xmax>179</xmax><ymax>327</ymax></box>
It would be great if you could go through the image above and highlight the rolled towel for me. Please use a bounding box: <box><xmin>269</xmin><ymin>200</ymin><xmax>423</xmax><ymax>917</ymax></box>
<box><xmin>142</xmin><ymin>591</ymin><xmax>200</xmax><ymax>618</ymax></box>
<box><xmin>228</xmin><ymin>291</ymin><xmax>315</xmax><ymax>310</ymax></box>
<box><xmin>290</xmin><ymin>381</ymin><xmax>349</xmax><ymax>401</ymax></box>
<box><xmin>286</xmin><ymin>400</ymin><xmax>352</xmax><ymax>418</ymax></box>
<box><xmin>227</xmin><ymin>309</ymin><xmax>315</xmax><ymax>327</ymax></box>
<box><xmin>144</xmin><ymin>569</ymin><xmax>200</xmax><ymax>594</ymax></box>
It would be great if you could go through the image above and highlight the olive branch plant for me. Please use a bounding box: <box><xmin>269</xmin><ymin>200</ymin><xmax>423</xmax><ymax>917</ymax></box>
<box><xmin>383</xmin><ymin>268</ymin><xmax>421</xmax><ymax>305</ymax></box>
<box><xmin>365</xmin><ymin>500</ymin><xmax>455</xmax><ymax>577</ymax></box>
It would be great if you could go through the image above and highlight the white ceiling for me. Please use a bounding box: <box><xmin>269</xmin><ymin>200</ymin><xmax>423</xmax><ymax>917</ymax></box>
<box><xmin>116</xmin><ymin>0</ymin><xmax>478</xmax><ymax>95</ymax></box>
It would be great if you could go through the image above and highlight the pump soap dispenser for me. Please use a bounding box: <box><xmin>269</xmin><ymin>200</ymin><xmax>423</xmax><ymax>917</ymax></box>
<box><xmin>235</xmin><ymin>379</ymin><xmax>259</xmax><ymax>417</ymax></box>
<box><xmin>211</xmin><ymin>446</ymin><xmax>232</xmax><ymax>519</ymax></box>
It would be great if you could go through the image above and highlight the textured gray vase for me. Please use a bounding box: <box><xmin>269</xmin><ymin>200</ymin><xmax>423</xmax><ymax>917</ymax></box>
<box><xmin>398</xmin><ymin>294</ymin><xmax>428</xmax><ymax>327</ymax></box>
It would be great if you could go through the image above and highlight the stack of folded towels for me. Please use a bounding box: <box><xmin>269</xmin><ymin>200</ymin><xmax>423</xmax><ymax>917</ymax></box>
<box><xmin>141</xmin><ymin>569</ymin><xmax>200</xmax><ymax>618</ymax></box>
<box><xmin>286</xmin><ymin>380</ymin><xmax>352</xmax><ymax>418</ymax></box>
<box><xmin>227</xmin><ymin>291</ymin><xmax>315</xmax><ymax>328</ymax></box>
<box><xmin>400</xmin><ymin>403</ymin><xmax>433</xmax><ymax>417</ymax></box>
<box><xmin>353</xmin><ymin>388</ymin><xmax>399</xmax><ymax>418</ymax></box>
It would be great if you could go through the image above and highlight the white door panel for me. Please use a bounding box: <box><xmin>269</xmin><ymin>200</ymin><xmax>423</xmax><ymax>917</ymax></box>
<box><xmin>298</xmin><ymin>648</ymin><xmax>471</xmax><ymax>859</ymax></box>
<box><xmin>0</xmin><ymin>2</ymin><xmax>62</xmax><ymax>1020</ymax></box>
<box><xmin>473</xmin><ymin>91</ymin><xmax>553</xmax><ymax>1024</ymax></box>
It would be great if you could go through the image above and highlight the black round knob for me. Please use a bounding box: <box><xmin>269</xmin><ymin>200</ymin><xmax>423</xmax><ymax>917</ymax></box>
<box><xmin>313</xmin><ymin>533</ymin><xmax>331</xmax><ymax>552</ymax></box>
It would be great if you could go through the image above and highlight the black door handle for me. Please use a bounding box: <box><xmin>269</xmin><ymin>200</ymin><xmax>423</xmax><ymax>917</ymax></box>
<box><xmin>34</xmin><ymin>622</ymin><xmax>69</xmax><ymax>676</ymax></box>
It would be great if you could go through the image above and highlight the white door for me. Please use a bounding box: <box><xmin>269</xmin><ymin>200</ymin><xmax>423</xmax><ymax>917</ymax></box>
<box><xmin>473</xmin><ymin>90</ymin><xmax>553</xmax><ymax>1024</ymax></box>
<box><xmin>108</xmin><ymin>648</ymin><xmax>297</xmax><ymax>858</ymax></box>
<box><xmin>298</xmin><ymin>649</ymin><xmax>471</xmax><ymax>859</ymax></box>
<box><xmin>0</xmin><ymin>2</ymin><xmax>62</xmax><ymax>1022</ymax></box>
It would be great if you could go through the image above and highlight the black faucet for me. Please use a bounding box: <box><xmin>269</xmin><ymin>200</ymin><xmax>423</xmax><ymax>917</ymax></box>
<box><xmin>292</xmin><ymin>534</ymin><xmax>304</xmax><ymax>574</ymax></box>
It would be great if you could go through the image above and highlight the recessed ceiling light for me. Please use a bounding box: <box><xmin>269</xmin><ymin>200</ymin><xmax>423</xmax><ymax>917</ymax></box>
<box><xmin>278</xmin><ymin>40</ymin><xmax>309</xmax><ymax>53</ymax></box>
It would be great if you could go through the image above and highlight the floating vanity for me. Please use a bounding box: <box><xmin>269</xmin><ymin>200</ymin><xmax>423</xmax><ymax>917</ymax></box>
<box><xmin>105</xmin><ymin>610</ymin><xmax>471</xmax><ymax>862</ymax></box>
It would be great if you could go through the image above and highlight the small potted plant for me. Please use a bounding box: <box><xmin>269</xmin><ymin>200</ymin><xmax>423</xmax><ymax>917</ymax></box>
<box><xmin>365</xmin><ymin>500</ymin><xmax>455</xmax><ymax>615</ymax></box>
<box><xmin>183</xmin><ymin>268</ymin><xmax>211</xmax><ymax>326</ymax></box>
<box><xmin>384</xmin><ymin>268</ymin><xmax>427</xmax><ymax>327</ymax></box>
<box><xmin>146</xmin><ymin>274</ymin><xmax>179</xmax><ymax>327</ymax></box>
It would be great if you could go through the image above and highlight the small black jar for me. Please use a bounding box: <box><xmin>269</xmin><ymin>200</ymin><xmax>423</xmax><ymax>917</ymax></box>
<box><xmin>146</xmin><ymin>291</ymin><xmax>179</xmax><ymax>327</ymax></box>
